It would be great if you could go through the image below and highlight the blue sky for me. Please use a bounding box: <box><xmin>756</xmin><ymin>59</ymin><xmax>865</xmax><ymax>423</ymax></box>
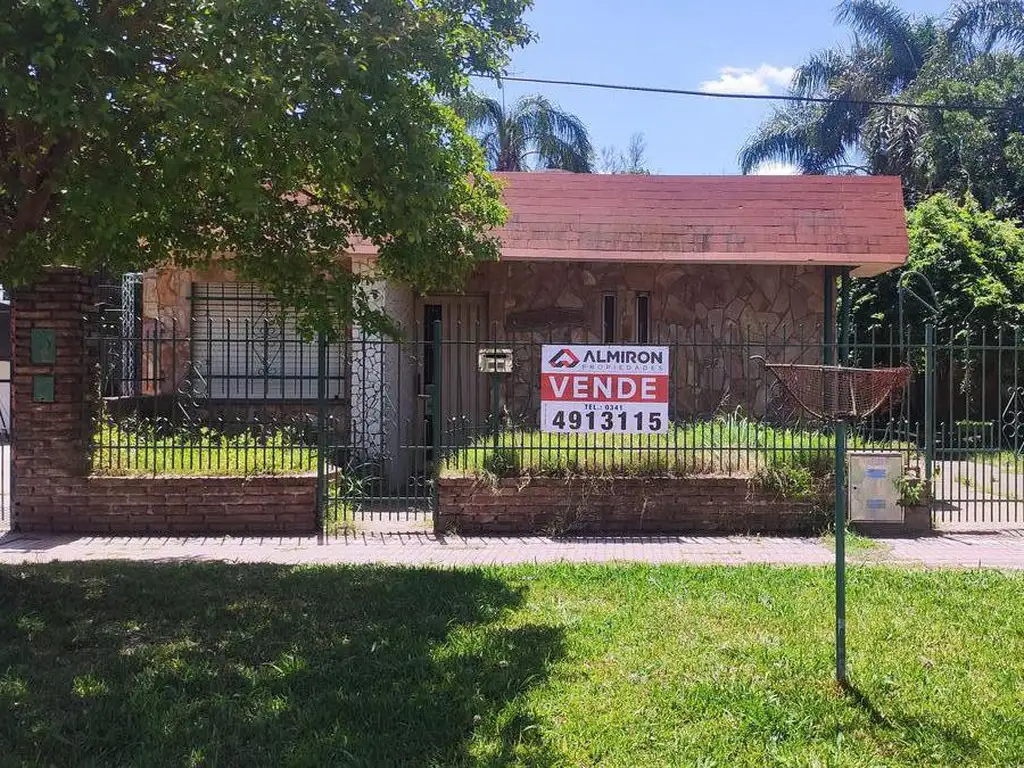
<box><xmin>472</xmin><ymin>0</ymin><xmax>951</xmax><ymax>175</ymax></box>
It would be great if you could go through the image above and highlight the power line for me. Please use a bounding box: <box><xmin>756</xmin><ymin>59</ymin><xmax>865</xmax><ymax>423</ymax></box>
<box><xmin>481</xmin><ymin>75</ymin><xmax>1024</xmax><ymax>115</ymax></box>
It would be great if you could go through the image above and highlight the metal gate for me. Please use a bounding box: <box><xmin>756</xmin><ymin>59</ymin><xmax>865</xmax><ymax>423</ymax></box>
<box><xmin>320</xmin><ymin>310</ymin><xmax>493</xmax><ymax>535</ymax></box>
<box><xmin>0</xmin><ymin>300</ymin><xmax>10</xmax><ymax>532</ymax></box>
<box><xmin>925</xmin><ymin>328</ymin><xmax>1024</xmax><ymax>526</ymax></box>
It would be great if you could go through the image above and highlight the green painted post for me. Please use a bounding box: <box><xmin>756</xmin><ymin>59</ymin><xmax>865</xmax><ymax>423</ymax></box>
<box><xmin>431</xmin><ymin>319</ymin><xmax>443</xmax><ymax>512</ymax></box>
<box><xmin>491</xmin><ymin>372</ymin><xmax>501</xmax><ymax>449</ymax></box>
<box><xmin>835</xmin><ymin>267</ymin><xmax>852</xmax><ymax>686</ymax></box>
<box><xmin>835</xmin><ymin>419</ymin><xmax>848</xmax><ymax>685</ymax></box>
<box><xmin>924</xmin><ymin>324</ymin><xmax>935</xmax><ymax>484</ymax></box>
<box><xmin>315</xmin><ymin>333</ymin><xmax>327</xmax><ymax>533</ymax></box>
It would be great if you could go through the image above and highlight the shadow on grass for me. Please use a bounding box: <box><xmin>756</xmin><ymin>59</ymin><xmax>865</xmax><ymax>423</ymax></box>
<box><xmin>841</xmin><ymin>682</ymin><xmax>980</xmax><ymax>759</ymax></box>
<box><xmin>0</xmin><ymin>563</ymin><xmax>563</xmax><ymax>766</ymax></box>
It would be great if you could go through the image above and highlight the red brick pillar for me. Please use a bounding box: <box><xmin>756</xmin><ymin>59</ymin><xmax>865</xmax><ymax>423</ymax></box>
<box><xmin>11</xmin><ymin>268</ymin><xmax>97</xmax><ymax>531</ymax></box>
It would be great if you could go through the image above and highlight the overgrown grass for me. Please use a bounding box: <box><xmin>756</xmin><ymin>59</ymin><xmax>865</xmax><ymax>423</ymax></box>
<box><xmin>92</xmin><ymin>422</ymin><xmax>318</xmax><ymax>476</ymax></box>
<box><xmin>444</xmin><ymin>417</ymin><xmax>911</xmax><ymax>481</ymax></box>
<box><xmin>2</xmin><ymin>562</ymin><xmax>1023</xmax><ymax>766</ymax></box>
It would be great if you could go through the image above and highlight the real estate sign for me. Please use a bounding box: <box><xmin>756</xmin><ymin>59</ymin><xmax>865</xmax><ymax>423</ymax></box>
<box><xmin>540</xmin><ymin>345</ymin><xmax>670</xmax><ymax>434</ymax></box>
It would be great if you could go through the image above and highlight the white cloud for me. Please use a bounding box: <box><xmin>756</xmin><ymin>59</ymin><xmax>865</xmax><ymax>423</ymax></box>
<box><xmin>699</xmin><ymin>64</ymin><xmax>795</xmax><ymax>96</ymax></box>
<box><xmin>751</xmin><ymin>161</ymin><xmax>800</xmax><ymax>176</ymax></box>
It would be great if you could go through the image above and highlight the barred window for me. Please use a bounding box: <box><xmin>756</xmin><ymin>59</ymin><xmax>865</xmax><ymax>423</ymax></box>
<box><xmin>190</xmin><ymin>282</ymin><xmax>344</xmax><ymax>400</ymax></box>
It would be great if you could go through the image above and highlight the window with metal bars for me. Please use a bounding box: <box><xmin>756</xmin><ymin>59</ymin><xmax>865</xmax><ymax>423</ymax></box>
<box><xmin>190</xmin><ymin>282</ymin><xmax>345</xmax><ymax>400</ymax></box>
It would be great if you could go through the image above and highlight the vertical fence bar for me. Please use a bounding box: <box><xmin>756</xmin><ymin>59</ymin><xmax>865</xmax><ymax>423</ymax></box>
<box><xmin>925</xmin><ymin>324</ymin><xmax>935</xmax><ymax>485</ymax></box>
<box><xmin>835</xmin><ymin>267</ymin><xmax>851</xmax><ymax>687</ymax></box>
<box><xmin>431</xmin><ymin>319</ymin><xmax>442</xmax><ymax>514</ymax></box>
<box><xmin>835</xmin><ymin>417</ymin><xmax>848</xmax><ymax>685</ymax></box>
<box><xmin>315</xmin><ymin>332</ymin><xmax>328</xmax><ymax>533</ymax></box>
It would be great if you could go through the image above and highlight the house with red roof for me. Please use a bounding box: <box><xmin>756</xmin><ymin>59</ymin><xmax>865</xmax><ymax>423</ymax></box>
<box><xmin>137</xmin><ymin>172</ymin><xmax>908</xmax><ymax>462</ymax></box>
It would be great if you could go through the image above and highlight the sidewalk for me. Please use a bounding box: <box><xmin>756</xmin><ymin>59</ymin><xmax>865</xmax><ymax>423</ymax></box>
<box><xmin>3</xmin><ymin>528</ymin><xmax>1024</xmax><ymax>569</ymax></box>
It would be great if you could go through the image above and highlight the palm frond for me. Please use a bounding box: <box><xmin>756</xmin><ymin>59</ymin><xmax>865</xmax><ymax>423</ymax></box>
<box><xmin>449</xmin><ymin>92</ymin><xmax>594</xmax><ymax>173</ymax></box>
<box><xmin>739</xmin><ymin>106</ymin><xmax>829</xmax><ymax>174</ymax></box>
<box><xmin>511</xmin><ymin>95</ymin><xmax>594</xmax><ymax>172</ymax></box>
<box><xmin>836</xmin><ymin>0</ymin><xmax>926</xmax><ymax>81</ymax></box>
<box><xmin>861</xmin><ymin>104</ymin><xmax>929</xmax><ymax>175</ymax></box>
<box><xmin>792</xmin><ymin>49</ymin><xmax>851</xmax><ymax>97</ymax></box>
<box><xmin>949</xmin><ymin>0</ymin><xmax>1024</xmax><ymax>54</ymax></box>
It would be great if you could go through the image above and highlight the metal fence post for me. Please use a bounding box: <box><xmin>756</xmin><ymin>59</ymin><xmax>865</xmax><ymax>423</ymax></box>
<box><xmin>924</xmin><ymin>324</ymin><xmax>935</xmax><ymax>484</ymax></box>
<box><xmin>315</xmin><ymin>332</ymin><xmax>327</xmax><ymax>532</ymax></box>
<box><xmin>430</xmin><ymin>319</ymin><xmax>442</xmax><ymax>513</ymax></box>
<box><xmin>835</xmin><ymin>417</ymin><xmax>848</xmax><ymax>686</ymax></box>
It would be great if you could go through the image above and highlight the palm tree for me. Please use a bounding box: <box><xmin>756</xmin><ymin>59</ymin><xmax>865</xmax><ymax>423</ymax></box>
<box><xmin>452</xmin><ymin>93</ymin><xmax>594</xmax><ymax>173</ymax></box>
<box><xmin>739</xmin><ymin>0</ymin><xmax>1024</xmax><ymax>177</ymax></box>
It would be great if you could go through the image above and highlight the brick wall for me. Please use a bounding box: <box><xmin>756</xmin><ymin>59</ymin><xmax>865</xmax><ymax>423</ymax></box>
<box><xmin>438</xmin><ymin>476</ymin><xmax>824</xmax><ymax>536</ymax></box>
<box><xmin>11</xmin><ymin>268</ymin><xmax>96</xmax><ymax>526</ymax></box>
<box><xmin>11</xmin><ymin>268</ymin><xmax>317</xmax><ymax>536</ymax></box>
<box><xmin>17</xmin><ymin>475</ymin><xmax>317</xmax><ymax>535</ymax></box>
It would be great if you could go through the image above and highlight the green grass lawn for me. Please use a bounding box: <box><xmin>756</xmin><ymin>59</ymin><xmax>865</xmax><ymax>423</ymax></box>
<box><xmin>92</xmin><ymin>422</ymin><xmax>318</xmax><ymax>476</ymax></box>
<box><xmin>444</xmin><ymin>418</ymin><xmax>914</xmax><ymax>481</ymax></box>
<box><xmin>2</xmin><ymin>563</ymin><xmax>1022</xmax><ymax>766</ymax></box>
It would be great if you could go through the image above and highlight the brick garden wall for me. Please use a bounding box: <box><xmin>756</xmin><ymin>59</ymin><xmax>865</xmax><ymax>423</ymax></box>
<box><xmin>438</xmin><ymin>476</ymin><xmax>823</xmax><ymax>536</ymax></box>
<box><xmin>17</xmin><ymin>475</ymin><xmax>316</xmax><ymax>535</ymax></box>
<box><xmin>11</xmin><ymin>268</ymin><xmax>316</xmax><ymax>536</ymax></box>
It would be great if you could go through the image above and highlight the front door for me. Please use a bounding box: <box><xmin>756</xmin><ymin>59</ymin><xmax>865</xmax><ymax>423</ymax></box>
<box><xmin>419</xmin><ymin>296</ymin><xmax>490</xmax><ymax>453</ymax></box>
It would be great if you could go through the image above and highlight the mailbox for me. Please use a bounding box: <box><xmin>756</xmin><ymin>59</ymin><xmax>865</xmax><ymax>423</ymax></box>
<box><xmin>30</xmin><ymin>328</ymin><xmax>56</xmax><ymax>364</ymax></box>
<box><xmin>478</xmin><ymin>348</ymin><xmax>514</xmax><ymax>375</ymax></box>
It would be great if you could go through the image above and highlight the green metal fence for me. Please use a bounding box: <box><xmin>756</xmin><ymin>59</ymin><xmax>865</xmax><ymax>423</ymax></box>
<box><xmin>90</xmin><ymin>306</ymin><xmax>1024</xmax><ymax>532</ymax></box>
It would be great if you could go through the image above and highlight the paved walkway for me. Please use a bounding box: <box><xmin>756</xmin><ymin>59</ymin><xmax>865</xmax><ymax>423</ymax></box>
<box><xmin>2</xmin><ymin>528</ymin><xmax>1024</xmax><ymax>569</ymax></box>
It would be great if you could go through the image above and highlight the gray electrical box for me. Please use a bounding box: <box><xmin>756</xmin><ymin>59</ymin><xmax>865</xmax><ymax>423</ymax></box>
<box><xmin>849</xmin><ymin>451</ymin><xmax>904</xmax><ymax>523</ymax></box>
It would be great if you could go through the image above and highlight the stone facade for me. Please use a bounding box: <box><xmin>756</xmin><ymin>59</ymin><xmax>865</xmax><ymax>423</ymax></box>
<box><xmin>467</xmin><ymin>261</ymin><xmax>826</xmax><ymax>342</ymax></box>
<box><xmin>437</xmin><ymin>476</ymin><xmax>824</xmax><ymax>536</ymax></box>
<box><xmin>141</xmin><ymin>259</ymin><xmax>829</xmax><ymax>428</ymax></box>
<box><xmin>453</xmin><ymin>261</ymin><xmax>828</xmax><ymax>420</ymax></box>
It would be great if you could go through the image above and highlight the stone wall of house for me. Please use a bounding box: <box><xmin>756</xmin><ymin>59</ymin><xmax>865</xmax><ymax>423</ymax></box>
<box><xmin>140</xmin><ymin>260</ymin><xmax>829</xmax><ymax>423</ymax></box>
<box><xmin>460</xmin><ymin>262</ymin><xmax>828</xmax><ymax>419</ymax></box>
<box><xmin>140</xmin><ymin>267</ymin><xmax>199</xmax><ymax>394</ymax></box>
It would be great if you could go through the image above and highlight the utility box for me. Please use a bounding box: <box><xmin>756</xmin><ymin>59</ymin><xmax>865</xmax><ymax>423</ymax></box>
<box><xmin>849</xmin><ymin>451</ymin><xmax>904</xmax><ymax>523</ymax></box>
<box><xmin>478</xmin><ymin>347</ymin><xmax>514</xmax><ymax>375</ymax></box>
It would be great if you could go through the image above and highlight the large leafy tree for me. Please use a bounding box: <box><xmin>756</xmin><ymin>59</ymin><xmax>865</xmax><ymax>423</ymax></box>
<box><xmin>911</xmin><ymin>53</ymin><xmax>1024</xmax><ymax>216</ymax></box>
<box><xmin>739</xmin><ymin>0</ymin><xmax>1024</xmax><ymax>181</ymax></box>
<box><xmin>452</xmin><ymin>92</ymin><xmax>594</xmax><ymax>172</ymax></box>
<box><xmin>1</xmin><ymin>0</ymin><xmax>532</xmax><ymax>334</ymax></box>
<box><xmin>851</xmin><ymin>193</ymin><xmax>1024</xmax><ymax>334</ymax></box>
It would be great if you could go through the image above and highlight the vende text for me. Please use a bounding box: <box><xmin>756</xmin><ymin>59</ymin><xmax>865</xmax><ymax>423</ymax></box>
<box><xmin>541</xmin><ymin>373</ymin><xmax>669</xmax><ymax>403</ymax></box>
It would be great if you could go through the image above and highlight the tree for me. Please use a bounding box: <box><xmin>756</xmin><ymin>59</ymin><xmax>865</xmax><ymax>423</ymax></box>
<box><xmin>1</xmin><ymin>0</ymin><xmax>533</xmax><ymax>335</ymax></box>
<box><xmin>910</xmin><ymin>53</ymin><xmax>1024</xmax><ymax>215</ymax></box>
<box><xmin>739</xmin><ymin>0</ymin><xmax>1024</xmax><ymax>180</ymax></box>
<box><xmin>851</xmin><ymin>193</ymin><xmax>1024</xmax><ymax>334</ymax></box>
<box><xmin>452</xmin><ymin>92</ymin><xmax>594</xmax><ymax>172</ymax></box>
<box><xmin>599</xmin><ymin>133</ymin><xmax>652</xmax><ymax>174</ymax></box>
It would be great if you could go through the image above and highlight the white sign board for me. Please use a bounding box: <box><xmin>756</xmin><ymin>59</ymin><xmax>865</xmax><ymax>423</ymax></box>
<box><xmin>541</xmin><ymin>345</ymin><xmax>670</xmax><ymax>434</ymax></box>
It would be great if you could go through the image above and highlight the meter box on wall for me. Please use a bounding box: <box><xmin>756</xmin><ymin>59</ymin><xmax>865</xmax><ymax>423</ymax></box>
<box><xmin>849</xmin><ymin>451</ymin><xmax>904</xmax><ymax>523</ymax></box>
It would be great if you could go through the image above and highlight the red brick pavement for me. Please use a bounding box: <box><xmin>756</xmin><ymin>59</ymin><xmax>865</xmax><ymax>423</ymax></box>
<box><xmin>2</xmin><ymin>528</ymin><xmax>1024</xmax><ymax>569</ymax></box>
